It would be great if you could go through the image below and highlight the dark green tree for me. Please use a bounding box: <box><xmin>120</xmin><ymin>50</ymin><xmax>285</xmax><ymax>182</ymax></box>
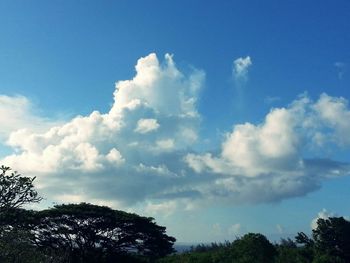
<box><xmin>31</xmin><ymin>203</ymin><xmax>176</xmax><ymax>262</ymax></box>
<box><xmin>294</xmin><ymin>232</ymin><xmax>315</xmax><ymax>262</ymax></box>
<box><xmin>275</xmin><ymin>238</ymin><xmax>313</xmax><ymax>263</ymax></box>
<box><xmin>230</xmin><ymin>233</ymin><xmax>277</xmax><ymax>263</ymax></box>
<box><xmin>0</xmin><ymin>228</ymin><xmax>49</xmax><ymax>263</ymax></box>
<box><xmin>312</xmin><ymin>217</ymin><xmax>350</xmax><ymax>263</ymax></box>
<box><xmin>295</xmin><ymin>217</ymin><xmax>350</xmax><ymax>263</ymax></box>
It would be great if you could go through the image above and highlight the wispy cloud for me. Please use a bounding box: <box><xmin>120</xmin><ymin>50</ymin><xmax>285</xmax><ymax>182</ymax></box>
<box><xmin>264</xmin><ymin>96</ymin><xmax>281</xmax><ymax>104</ymax></box>
<box><xmin>233</xmin><ymin>56</ymin><xmax>252</xmax><ymax>82</ymax></box>
<box><xmin>228</xmin><ymin>223</ymin><xmax>242</xmax><ymax>236</ymax></box>
<box><xmin>276</xmin><ymin>224</ymin><xmax>284</xmax><ymax>234</ymax></box>
<box><xmin>232</xmin><ymin>56</ymin><xmax>253</xmax><ymax>109</ymax></box>
<box><xmin>0</xmin><ymin>95</ymin><xmax>58</xmax><ymax>140</ymax></box>
<box><xmin>334</xmin><ymin>62</ymin><xmax>346</xmax><ymax>80</ymax></box>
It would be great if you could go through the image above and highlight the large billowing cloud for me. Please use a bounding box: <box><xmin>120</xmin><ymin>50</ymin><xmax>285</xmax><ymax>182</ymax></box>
<box><xmin>1</xmin><ymin>53</ymin><xmax>350</xmax><ymax>214</ymax></box>
<box><xmin>185</xmin><ymin>94</ymin><xmax>350</xmax><ymax>204</ymax></box>
<box><xmin>1</xmin><ymin>53</ymin><xmax>205</xmax><ymax>209</ymax></box>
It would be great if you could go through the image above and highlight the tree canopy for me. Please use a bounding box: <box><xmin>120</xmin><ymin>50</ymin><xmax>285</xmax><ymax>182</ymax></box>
<box><xmin>0</xmin><ymin>166</ymin><xmax>175</xmax><ymax>262</ymax></box>
<box><xmin>30</xmin><ymin>203</ymin><xmax>176</xmax><ymax>262</ymax></box>
<box><xmin>230</xmin><ymin>233</ymin><xmax>276</xmax><ymax>263</ymax></box>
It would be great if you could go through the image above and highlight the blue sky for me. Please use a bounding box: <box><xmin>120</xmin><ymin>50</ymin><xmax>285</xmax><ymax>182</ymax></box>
<box><xmin>1</xmin><ymin>0</ymin><xmax>350</xmax><ymax>242</ymax></box>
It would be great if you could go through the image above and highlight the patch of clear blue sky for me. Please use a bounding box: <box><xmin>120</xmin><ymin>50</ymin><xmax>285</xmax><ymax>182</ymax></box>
<box><xmin>1</xmin><ymin>1</ymin><xmax>349</xmax><ymax>121</ymax></box>
<box><xmin>1</xmin><ymin>0</ymin><xmax>350</xmax><ymax>242</ymax></box>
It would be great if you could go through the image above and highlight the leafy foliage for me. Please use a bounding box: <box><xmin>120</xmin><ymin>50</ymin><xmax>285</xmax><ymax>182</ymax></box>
<box><xmin>312</xmin><ymin>217</ymin><xmax>350</xmax><ymax>262</ymax></box>
<box><xmin>0</xmin><ymin>165</ymin><xmax>42</xmax><ymax>212</ymax></box>
<box><xmin>275</xmin><ymin>238</ymin><xmax>312</xmax><ymax>263</ymax></box>
<box><xmin>0</xmin><ymin>229</ymin><xmax>47</xmax><ymax>263</ymax></box>
<box><xmin>230</xmin><ymin>233</ymin><xmax>276</xmax><ymax>263</ymax></box>
<box><xmin>159</xmin><ymin>233</ymin><xmax>276</xmax><ymax>263</ymax></box>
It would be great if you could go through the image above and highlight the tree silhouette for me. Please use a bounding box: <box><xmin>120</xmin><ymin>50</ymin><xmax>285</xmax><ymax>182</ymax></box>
<box><xmin>0</xmin><ymin>165</ymin><xmax>42</xmax><ymax>213</ymax></box>
<box><xmin>31</xmin><ymin>203</ymin><xmax>176</xmax><ymax>262</ymax></box>
<box><xmin>0</xmin><ymin>166</ymin><xmax>44</xmax><ymax>262</ymax></box>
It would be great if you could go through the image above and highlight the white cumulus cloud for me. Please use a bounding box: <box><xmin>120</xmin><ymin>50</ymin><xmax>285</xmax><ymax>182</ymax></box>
<box><xmin>313</xmin><ymin>93</ymin><xmax>350</xmax><ymax>145</ymax></box>
<box><xmin>185</xmin><ymin>94</ymin><xmax>350</xmax><ymax>203</ymax></box>
<box><xmin>134</xmin><ymin>118</ymin><xmax>160</xmax><ymax>134</ymax></box>
<box><xmin>1</xmin><ymin>53</ymin><xmax>205</xmax><ymax>207</ymax></box>
<box><xmin>1</xmin><ymin>54</ymin><xmax>350</xmax><ymax>211</ymax></box>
